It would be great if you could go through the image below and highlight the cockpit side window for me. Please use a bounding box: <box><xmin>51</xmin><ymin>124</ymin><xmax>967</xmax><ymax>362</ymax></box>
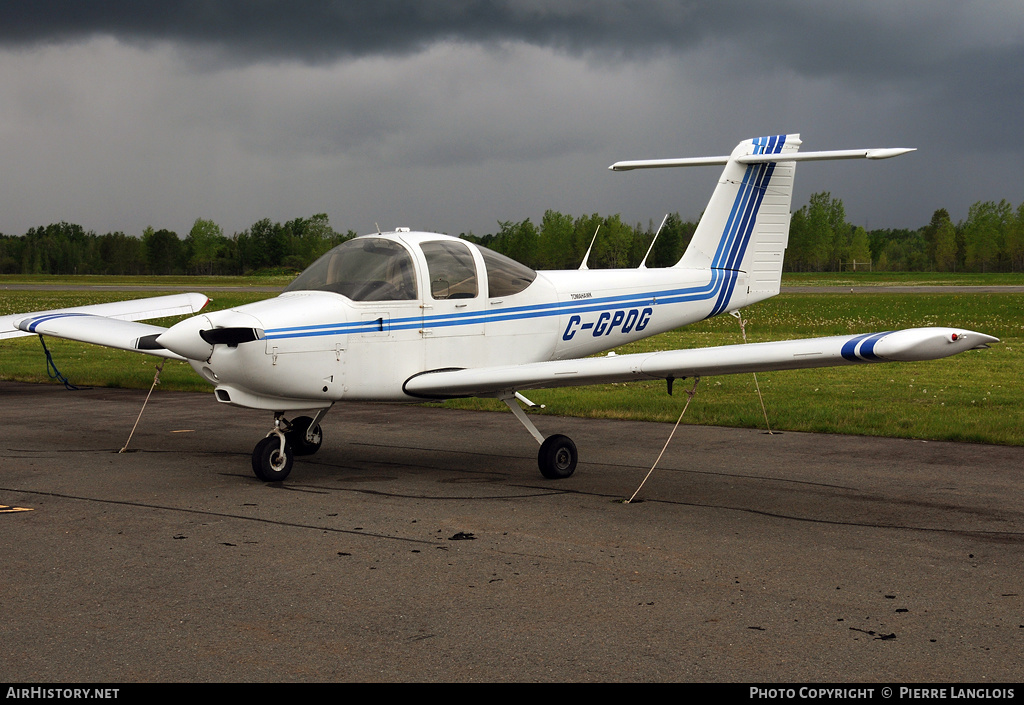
<box><xmin>283</xmin><ymin>238</ymin><xmax>417</xmax><ymax>301</ymax></box>
<box><xmin>478</xmin><ymin>245</ymin><xmax>537</xmax><ymax>297</ymax></box>
<box><xmin>421</xmin><ymin>240</ymin><xmax>478</xmax><ymax>300</ymax></box>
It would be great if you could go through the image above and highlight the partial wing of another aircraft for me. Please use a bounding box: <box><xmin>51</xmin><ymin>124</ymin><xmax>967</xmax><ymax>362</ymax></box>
<box><xmin>1</xmin><ymin>293</ymin><xmax>210</xmax><ymax>359</ymax></box>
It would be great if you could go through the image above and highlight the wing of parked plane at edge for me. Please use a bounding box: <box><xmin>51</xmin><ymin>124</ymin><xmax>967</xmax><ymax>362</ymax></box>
<box><xmin>402</xmin><ymin>327</ymin><xmax>998</xmax><ymax>400</ymax></box>
<box><xmin>0</xmin><ymin>293</ymin><xmax>210</xmax><ymax>361</ymax></box>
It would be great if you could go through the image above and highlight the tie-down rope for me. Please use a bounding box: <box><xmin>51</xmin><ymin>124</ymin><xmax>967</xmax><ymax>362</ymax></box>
<box><xmin>120</xmin><ymin>360</ymin><xmax>165</xmax><ymax>453</ymax></box>
<box><xmin>624</xmin><ymin>309</ymin><xmax>779</xmax><ymax>502</ymax></box>
<box><xmin>730</xmin><ymin>310</ymin><xmax>773</xmax><ymax>435</ymax></box>
<box><xmin>38</xmin><ymin>335</ymin><xmax>84</xmax><ymax>391</ymax></box>
<box><xmin>625</xmin><ymin>376</ymin><xmax>700</xmax><ymax>504</ymax></box>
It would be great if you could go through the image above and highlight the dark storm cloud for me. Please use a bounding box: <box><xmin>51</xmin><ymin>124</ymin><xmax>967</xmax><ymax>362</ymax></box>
<box><xmin>1</xmin><ymin>1</ymin><xmax>1022</xmax><ymax>237</ymax></box>
<box><xmin>1</xmin><ymin>1</ymin><xmax>1001</xmax><ymax>71</ymax></box>
<box><xmin>1</xmin><ymin>1</ymin><xmax>703</xmax><ymax>60</ymax></box>
<box><xmin>6</xmin><ymin>2</ymin><xmax>1022</xmax><ymax>127</ymax></box>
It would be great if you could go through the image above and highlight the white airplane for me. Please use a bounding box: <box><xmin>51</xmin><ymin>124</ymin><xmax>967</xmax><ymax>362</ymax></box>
<box><xmin>2</xmin><ymin>134</ymin><xmax>998</xmax><ymax>482</ymax></box>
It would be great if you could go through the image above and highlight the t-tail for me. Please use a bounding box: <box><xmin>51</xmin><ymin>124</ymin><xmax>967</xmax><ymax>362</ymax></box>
<box><xmin>610</xmin><ymin>134</ymin><xmax>914</xmax><ymax>316</ymax></box>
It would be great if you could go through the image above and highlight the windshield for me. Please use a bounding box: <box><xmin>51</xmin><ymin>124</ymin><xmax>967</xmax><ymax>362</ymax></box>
<box><xmin>284</xmin><ymin>238</ymin><xmax>417</xmax><ymax>301</ymax></box>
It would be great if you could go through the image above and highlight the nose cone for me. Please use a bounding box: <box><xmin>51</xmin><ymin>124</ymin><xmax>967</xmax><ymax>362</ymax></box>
<box><xmin>156</xmin><ymin>315</ymin><xmax>214</xmax><ymax>361</ymax></box>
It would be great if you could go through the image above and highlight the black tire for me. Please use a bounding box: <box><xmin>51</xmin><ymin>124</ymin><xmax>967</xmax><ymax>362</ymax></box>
<box><xmin>252</xmin><ymin>436</ymin><xmax>294</xmax><ymax>482</ymax></box>
<box><xmin>287</xmin><ymin>416</ymin><xmax>323</xmax><ymax>456</ymax></box>
<box><xmin>538</xmin><ymin>434</ymin><xmax>578</xmax><ymax>479</ymax></box>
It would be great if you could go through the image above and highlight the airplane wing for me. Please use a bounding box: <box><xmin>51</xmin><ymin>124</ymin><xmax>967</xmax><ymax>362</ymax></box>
<box><xmin>1</xmin><ymin>293</ymin><xmax>209</xmax><ymax>361</ymax></box>
<box><xmin>403</xmin><ymin>327</ymin><xmax>998</xmax><ymax>399</ymax></box>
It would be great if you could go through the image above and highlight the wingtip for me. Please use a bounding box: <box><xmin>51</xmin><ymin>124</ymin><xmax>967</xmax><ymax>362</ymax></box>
<box><xmin>866</xmin><ymin>147</ymin><xmax>916</xmax><ymax>160</ymax></box>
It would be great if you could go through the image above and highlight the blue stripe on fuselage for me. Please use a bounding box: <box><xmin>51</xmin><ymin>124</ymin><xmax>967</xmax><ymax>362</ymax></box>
<box><xmin>261</xmin><ymin>272</ymin><xmax>739</xmax><ymax>340</ymax></box>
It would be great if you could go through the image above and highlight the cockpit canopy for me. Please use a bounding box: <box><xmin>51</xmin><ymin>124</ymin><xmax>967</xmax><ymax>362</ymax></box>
<box><xmin>284</xmin><ymin>234</ymin><xmax>537</xmax><ymax>302</ymax></box>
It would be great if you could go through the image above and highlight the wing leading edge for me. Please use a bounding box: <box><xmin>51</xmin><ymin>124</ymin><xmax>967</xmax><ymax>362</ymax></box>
<box><xmin>403</xmin><ymin>327</ymin><xmax>998</xmax><ymax>399</ymax></box>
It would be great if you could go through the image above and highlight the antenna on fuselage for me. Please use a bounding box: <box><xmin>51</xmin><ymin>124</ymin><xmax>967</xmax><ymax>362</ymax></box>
<box><xmin>639</xmin><ymin>214</ymin><xmax>669</xmax><ymax>269</ymax></box>
<box><xmin>579</xmin><ymin>224</ymin><xmax>601</xmax><ymax>270</ymax></box>
<box><xmin>375</xmin><ymin>222</ymin><xmax>382</xmax><ymax>235</ymax></box>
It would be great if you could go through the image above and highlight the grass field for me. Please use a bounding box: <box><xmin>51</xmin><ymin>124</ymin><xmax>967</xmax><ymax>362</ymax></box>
<box><xmin>4</xmin><ymin>271</ymin><xmax>1024</xmax><ymax>288</ymax></box>
<box><xmin>1</xmin><ymin>273</ymin><xmax>293</xmax><ymax>288</ymax></box>
<box><xmin>2</xmin><ymin>278</ymin><xmax>1020</xmax><ymax>446</ymax></box>
<box><xmin>782</xmin><ymin>271</ymin><xmax>1024</xmax><ymax>287</ymax></box>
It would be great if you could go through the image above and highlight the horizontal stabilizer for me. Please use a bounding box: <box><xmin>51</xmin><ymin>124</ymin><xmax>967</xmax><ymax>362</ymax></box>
<box><xmin>609</xmin><ymin>147</ymin><xmax>914</xmax><ymax>171</ymax></box>
<box><xmin>0</xmin><ymin>292</ymin><xmax>209</xmax><ymax>341</ymax></box>
<box><xmin>404</xmin><ymin>327</ymin><xmax>997</xmax><ymax>399</ymax></box>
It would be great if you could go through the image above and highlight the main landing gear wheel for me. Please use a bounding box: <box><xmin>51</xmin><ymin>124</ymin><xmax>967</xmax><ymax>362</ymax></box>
<box><xmin>538</xmin><ymin>434</ymin><xmax>578</xmax><ymax>479</ymax></box>
<box><xmin>252</xmin><ymin>435</ymin><xmax>294</xmax><ymax>482</ymax></box>
<box><xmin>287</xmin><ymin>415</ymin><xmax>323</xmax><ymax>456</ymax></box>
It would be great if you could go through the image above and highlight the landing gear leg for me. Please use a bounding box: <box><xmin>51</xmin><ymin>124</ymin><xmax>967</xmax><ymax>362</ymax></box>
<box><xmin>501</xmin><ymin>394</ymin><xmax>578</xmax><ymax>479</ymax></box>
<box><xmin>287</xmin><ymin>407</ymin><xmax>330</xmax><ymax>456</ymax></box>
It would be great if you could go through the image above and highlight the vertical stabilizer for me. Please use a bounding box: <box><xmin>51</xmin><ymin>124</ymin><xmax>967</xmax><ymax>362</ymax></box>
<box><xmin>676</xmin><ymin>134</ymin><xmax>800</xmax><ymax>310</ymax></box>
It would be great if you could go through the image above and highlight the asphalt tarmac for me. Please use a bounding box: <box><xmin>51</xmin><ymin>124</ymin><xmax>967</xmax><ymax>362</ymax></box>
<box><xmin>2</xmin><ymin>381</ymin><xmax>1022</xmax><ymax>683</ymax></box>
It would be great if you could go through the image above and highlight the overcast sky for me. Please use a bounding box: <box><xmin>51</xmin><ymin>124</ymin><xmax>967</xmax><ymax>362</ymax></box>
<box><xmin>2</xmin><ymin>1</ymin><xmax>1022</xmax><ymax>240</ymax></box>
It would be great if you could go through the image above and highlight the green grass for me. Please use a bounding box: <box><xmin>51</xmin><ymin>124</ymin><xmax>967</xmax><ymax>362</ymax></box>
<box><xmin>782</xmin><ymin>271</ymin><xmax>1024</xmax><ymax>286</ymax></box>
<box><xmin>1</xmin><ymin>273</ymin><xmax>293</xmax><ymax>287</ymax></box>
<box><xmin>2</xmin><ymin>284</ymin><xmax>1019</xmax><ymax>446</ymax></box>
<box><xmin>6</xmin><ymin>271</ymin><xmax>1024</xmax><ymax>288</ymax></box>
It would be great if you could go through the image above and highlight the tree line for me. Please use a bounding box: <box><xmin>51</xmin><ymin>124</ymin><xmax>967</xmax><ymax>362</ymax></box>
<box><xmin>0</xmin><ymin>214</ymin><xmax>356</xmax><ymax>277</ymax></box>
<box><xmin>785</xmin><ymin>195</ymin><xmax>1024</xmax><ymax>273</ymax></box>
<box><xmin>1</xmin><ymin>196</ymin><xmax>1022</xmax><ymax>276</ymax></box>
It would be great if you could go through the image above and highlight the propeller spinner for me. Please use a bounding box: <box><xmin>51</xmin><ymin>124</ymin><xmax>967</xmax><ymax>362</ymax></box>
<box><xmin>157</xmin><ymin>314</ymin><xmax>264</xmax><ymax>361</ymax></box>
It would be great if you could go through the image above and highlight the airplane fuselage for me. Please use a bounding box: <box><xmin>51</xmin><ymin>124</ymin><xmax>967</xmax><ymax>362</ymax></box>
<box><xmin>174</xmin><ymin>231</ymin><xmax>753</xmax><ymax>410</ymax></box>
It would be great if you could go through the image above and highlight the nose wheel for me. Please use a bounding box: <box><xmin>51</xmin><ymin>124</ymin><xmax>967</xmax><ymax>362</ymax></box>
<box><xmin>251</xmin><ymin>408</ymin><xmax>330</xmax><ymax>482</ymax></box>
<box><xmin>252</xmin><ymin>434</ymin><xmax>294</xmax><ymax>481</ymax></box>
